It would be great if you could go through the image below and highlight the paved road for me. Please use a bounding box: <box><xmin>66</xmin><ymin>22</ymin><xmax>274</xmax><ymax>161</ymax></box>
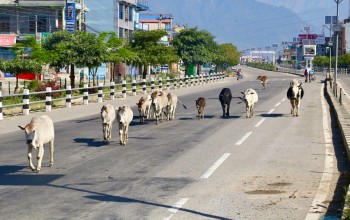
<box><xmin>0</xmin><ymin>67</ymin><xmax>340</xmax><ymax>219</ymax></box>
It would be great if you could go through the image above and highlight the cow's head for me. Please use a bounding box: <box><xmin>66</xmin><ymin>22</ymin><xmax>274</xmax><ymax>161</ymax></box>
<box><xmin>19</xmin><ymin>123</ymin><xmax>38</xmax><ymax>147</ymax></box>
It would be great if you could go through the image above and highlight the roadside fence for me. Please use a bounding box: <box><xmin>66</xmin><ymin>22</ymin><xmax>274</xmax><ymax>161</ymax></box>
<box><xmin>0</xmin><ymin>73</ymin><xmax>224</xmax><ymax>120</ymax></box>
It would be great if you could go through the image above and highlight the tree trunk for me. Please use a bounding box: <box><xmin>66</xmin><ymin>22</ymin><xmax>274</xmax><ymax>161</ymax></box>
<box><xmin>70</xmin><ymin>64</ymin><xmax>75</xmax><ymax>88</ymax></box>
<box><xmin>14</xmin><ymin>75</ymin><xmax>19</xmax><ymax>93</ymax></box>
<box><xmin>142</xmin><ymin>65</ymin><xmax>147</xmax><ymax>79</ymax></box>
<box><xmin>197</xmin><ymin>64</ymin><xmax>200</xmax><ymax>75</ymax></box>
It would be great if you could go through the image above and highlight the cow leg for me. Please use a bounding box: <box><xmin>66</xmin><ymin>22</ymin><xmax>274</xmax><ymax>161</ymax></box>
<box><xmin>125</xmin><ymin>124</ymin><xmax>129</xmax><ymax>145</ymax></box>
<box><xmin>119</xmin><ymin>124</ymin><xmax>123</xmax><ymax>145</ymax></box>
<box><xmin>108</xmin><ymin>123</ymin><xmax>113</xmax><ymax>140</ymax></box>
<box><xmin>27</xmin><ymin>146</ymin><xmax>36</xmax><ymax>172</ymax></box>
<box><xmin>49</xmin><ymin>139</ymin><xmax>54</xmax><ymax>167</ymax></box>
<box><xmin>102</xmin><ymin>124</ymin><xmax>107</xmax><ymax>141</ymax></box>
<box><xmin>36</xmin><ymin>145</ymin><xmax>44</xmax><ymax>173</ymax></box>
<box><xmin>226</xmin><ymin>101</ymin><xmax>231</xmax><ymax>116</ymax></box>
<box><xmin>221</xmin><ymin>103</ymin><xmax>226</xmax><ymax>117</ymax></box>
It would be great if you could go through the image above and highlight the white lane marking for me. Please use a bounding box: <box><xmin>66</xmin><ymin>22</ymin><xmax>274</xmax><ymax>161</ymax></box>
<box><xmin>235</xmin><ymin>132</ymin><xmax>253</xmax><ymax>145</ymax></box>
<box><xmin>268</xmin><ymin>109</ymin><xmax>275</xmax><ymax>114</ymax></box>
<box><xmin>275</xmin><ymin>102</ymin><xmax>281</xmax><ymax>107</ymax></box>
<box><xmin>164</xmin><ymin>198</ymin><xmax>189</xmax><ymax>220</ymax></box>
<box><xmin>305</xmin><ymin>85</ymin><xmax>334</xmax><ymax>220</ymax></box>
<box><xmin>254</xmin><ymin>118</ymin><xmax>266</xmax><ymax>128</ymax></box>
<box><xmin>281</xmin><ymin>98</ymin><xmax>286</xmax><ymax>102</ymax></box>
<box><xmin>200</xmin><ymin>153</ymin><xmax>231</xmax><ymax>179</ymax></box>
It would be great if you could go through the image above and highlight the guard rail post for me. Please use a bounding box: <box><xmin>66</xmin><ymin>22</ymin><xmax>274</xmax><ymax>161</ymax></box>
<box><xmin>159</xmin><ymin>78</ymin><xmax>163</xmax><ymax>91</ymax></box>
<box><xmin>132</xmin><ymin>80</ymin><xmax>136</xmax><ymax>96</ymax></box>
<box><xmin>66</xmin><ymin>86</ymin><xmax>71</xmax><ymax>108</ymax></box>
<box><xmin>142</xmin><ymin>79</ymin><xmax>147</xmax><ymax>94</ymax></box>
<box><xmin>110</xmin><ymin>82</ymin><xmax>115</xmax><ymax>100</ymax></box>
<box><xmin>122</xmin><ymin>80</ymin><xmax>126</xmax><ymax>98</ymax></box>
<box><xmin>151</xmin><ymin>78</ymin><xmax>155</xmax><ymax>92</ymax></box>
<box><xmin>46</xmin><ymin>87</ymin><xmax>52</xmax><ymax>112</ymax></box>
<box><xmin>83</xmin><ymin>84</ymin><xmax>89</xmax><ymax>105</ymax></box>
<box><xmin>98</xmin><ymin>83</ymin><xmax>103</xmax><ymax>103</ymax></box>
<box><xmin>23</xmin><ymin>89</ymin><xmax>29</xmax><ymax>115</ymax></box>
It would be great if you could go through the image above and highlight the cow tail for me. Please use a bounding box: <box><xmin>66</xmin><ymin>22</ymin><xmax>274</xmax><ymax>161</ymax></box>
<box><xmin>177</xmin><ymin>98</ymin><xmax>187</xmax><ymax>109</ymax></box>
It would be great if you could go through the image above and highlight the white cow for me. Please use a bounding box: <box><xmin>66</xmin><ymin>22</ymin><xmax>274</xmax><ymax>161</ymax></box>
<box><xmin>167</xmin><ymin>92</ymin><xmax>178</xmax><ymax>121</ymax></box>
<box><xmin>240</xmin><ymin>88</ymin><xmax>258</xmax><ymax>118</ymax></box>
<box><xmin>18</xmin><ymin>115</ymin><xmax>54</xmax><ymax>173</ymax></box>
<box><xmin>101</xmin><ymin>103</ymin><xmax>116</xmax><ymax>141</ymax></box>
<box><xmin>116</xmin><ymin>105</ymin><xmax>133</xmax><ymax>145</ymax></box>
<box><xmin>151</xmin><ymin>90</ymin><xmax>168</xmax><ymax>125</ymax></box>
<box><xmin>287</xmin><ymin>79</ymin><xmax>304</xmax><ymax>117</ymax></box>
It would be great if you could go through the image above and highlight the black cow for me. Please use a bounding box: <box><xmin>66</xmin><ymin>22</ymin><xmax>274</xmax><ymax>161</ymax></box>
<box><xmin>219</xmin><ymin>88</ymin><xmax>232</xmax><ymax>117</ymax></box>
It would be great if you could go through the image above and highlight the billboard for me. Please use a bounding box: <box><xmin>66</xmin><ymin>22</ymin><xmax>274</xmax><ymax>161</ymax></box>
<box><xmin>0</xmin><ymin>34</ymin><xmax>16</xmax><ymax>46</ymax></box>
<box><xmin>65</xmin><ymin>3</ymin><xmax>76</xmax><ymax>32</ymax></box>
<box><xmin>303</xmin><ymin>45</ymin><xmax>316</xmax><ymax>56</ymax></box>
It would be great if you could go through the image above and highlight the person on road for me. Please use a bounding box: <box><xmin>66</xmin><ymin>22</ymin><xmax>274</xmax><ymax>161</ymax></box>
<box><xmin>304</xmin><ymin>68</ymin><xmax>308</xmax><ymax>83</ymax></box>
<box><xmin>236</xmin><ymin>69</ymin><xmax>243</xmax><ymax>80</ymax></box>
<box><xmin>308</xmin><ymin>68</ymin><xmax>314</xmax><ymax>82</ymax></box>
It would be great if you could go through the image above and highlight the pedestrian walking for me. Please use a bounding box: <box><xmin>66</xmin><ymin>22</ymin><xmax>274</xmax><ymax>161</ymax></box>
<box><xmin>304</xmin><ymin>69</ymin><xmax>308</xmax><ymax>83</ymax></box>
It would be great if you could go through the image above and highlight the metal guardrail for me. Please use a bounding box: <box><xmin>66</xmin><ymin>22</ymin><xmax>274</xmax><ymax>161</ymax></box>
<box><xmin>0</xmin><ymin>73</ymin><xmax>224</xmax><ymax>120</ymax></box>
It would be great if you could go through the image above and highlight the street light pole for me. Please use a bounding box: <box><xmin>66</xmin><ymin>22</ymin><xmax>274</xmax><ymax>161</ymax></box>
<box><xmin>323</xmin><ymin>25</ymin><xmax>333</xmax><ymax>79</ymax></box>
<box><xmin>334</xmin><ymin>0</ymin><xmax>343</xmax><ymax>96</ymax></box>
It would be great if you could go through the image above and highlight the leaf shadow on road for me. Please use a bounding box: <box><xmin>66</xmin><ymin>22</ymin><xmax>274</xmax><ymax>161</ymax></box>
<box><xmin>74</xmin><ymin>138</ymin><xmax>109</xmax><ymax>147</ymax></box>
<box><xmin>46</xmin><ymin>183</ymin><xmax>231</xmax><ymax>220</ymax></box>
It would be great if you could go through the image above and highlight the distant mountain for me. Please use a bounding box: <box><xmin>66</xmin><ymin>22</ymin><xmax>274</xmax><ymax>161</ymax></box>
<box><xmin>146</xmin><ymin>0</ymin><xmax>311</xmax><ymax>50</ymax></box>
<box><xmin>256</xmin><ymin>0</ymin><xmax>350</xmax><ymax>31</ymax></box>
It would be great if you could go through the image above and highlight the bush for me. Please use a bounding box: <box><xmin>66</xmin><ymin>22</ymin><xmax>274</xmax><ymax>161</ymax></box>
<box><xmin>35</xmin><ymin>81</ymin><xmax>62</xmax><ymax>99</ymax></box>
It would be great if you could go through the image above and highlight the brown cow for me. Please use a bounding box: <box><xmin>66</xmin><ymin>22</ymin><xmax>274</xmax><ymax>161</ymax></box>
<box><xmin>257</xmin><ymin>75</ymin><xmax>268</xmax><ymax>89</ymax></box>
<box><xmin>195</xmin><ymin>97</ymin><xmax>206</xmax><ymax>119</ymax></box>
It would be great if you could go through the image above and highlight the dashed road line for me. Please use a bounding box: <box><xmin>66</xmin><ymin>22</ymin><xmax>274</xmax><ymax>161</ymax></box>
<box><xmin>274</xmin><ymin>102</ymin><xmax>281</xmax><ymax>107</ymax></box>
<box><xmin>268</xmin><ymin>109</ymin><xmax>275</xmax><ymax>114</ymax></box>
<box><xmin>164</xmin><ymin>198</ymin><xmax>190</xmax><ymax>220</ymax></box>
<box><xmin>254</xmin><ymin>118</ymin><xmax>266</xmax><ymax>128</ymax></box>
<box><xmin>200</xmin><ymin>153</ymin><xmax>231</xmax><ymax>179</ymax></box>
<box><xmin>281</xmin><ymin>98</ymin><xmax>286</xmax><ymax>102</ymax></box>
<box><xmin>235</xmin><ymin>132</ymin><xmax>253</xmax><ymax>145</ymax></box>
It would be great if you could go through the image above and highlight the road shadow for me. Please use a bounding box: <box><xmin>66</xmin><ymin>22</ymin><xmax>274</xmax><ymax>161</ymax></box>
<box><xmin>47</xmin><ymin>184</ymin><xmax>231</xmax><ymax>220</ymax></box>
<box><xmin>259</xmin><ymin>113</ymin><xmax>286</xmax><ymax>118</ymax></box>
<box><xmin>75</xmin><ymin>117</ymin><xmax>100</xmax><ymax>124</ymax></box>
<box><xmin>0</xmin><ymin>165</ymin><xmax>63</xmax><ymax>185</ymax></box>
<box><xmin>220</xmin><ymin>115</ymin><xmax>240</xmax><ymax>119</ymax></box>
<box><xmin>74</xmin><ymin>138</ymin><xmax>108</xmax><ymax>147</ymax></box>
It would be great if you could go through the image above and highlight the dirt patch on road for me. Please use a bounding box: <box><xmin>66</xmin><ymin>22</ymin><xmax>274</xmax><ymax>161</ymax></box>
<box><xmin>245</xmin><ymin>190</ymin><xmax>285</xmax><ymax>195</ymax></box>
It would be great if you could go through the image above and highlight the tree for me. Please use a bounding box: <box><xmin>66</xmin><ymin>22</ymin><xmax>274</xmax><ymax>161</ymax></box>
<box><xmin>99</xmin><ymin>32</ymin><xmax>136</xmax><ymax>82</ymax></box>
<box><xmin>72</xmin><ymin>31</ymin><xmax>106</xmax><ymax>86</ymax></box>
<box><xmin>213</xmin><ymin>43</ymin><xmax>240</xmax><ymax>71</ymax></box>
<box><xmin>172</xmin><ymin>27</ymin><xmax>218</xmax><ymax>75</ymax></box>
<box><xmin>130</xmin><ymin>30</ymin><xmax>178</xmax><ymax>79</ymax></box>
<box><xmin>313</xmin><ymin>56</ymin><xmax>330</xmax><ymax>68</ymax></box>
<box><xmin>0</xmin><ymin>58</ymin><xmax>42</xmax><ymax>93</ymax></box>
<box><xmin>43</xmin><ymin>30</ymin><xmax>77</xmax><ymax>88</ymax></box>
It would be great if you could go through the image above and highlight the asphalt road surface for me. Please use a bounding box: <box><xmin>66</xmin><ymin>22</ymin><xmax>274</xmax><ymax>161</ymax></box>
<box><xmin>0</xmin><ymin>68</ymin><xmax>342</xmax><ymax>219</ymax></box>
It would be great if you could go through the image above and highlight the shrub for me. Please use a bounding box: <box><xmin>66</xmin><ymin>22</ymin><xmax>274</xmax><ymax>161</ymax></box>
<box><xmin>35</xmin><ymin>81</ymin><xmax>62</xmax><ymax>99</ymax></box>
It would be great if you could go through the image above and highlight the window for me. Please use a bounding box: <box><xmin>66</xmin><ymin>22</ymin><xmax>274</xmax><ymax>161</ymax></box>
<box><xmin>128</xmin><ymin>6</ymin><xmax>133</xmax><ymax>22</ymax></box>
<box><xmin>0</xmin><ymin>15</ymin><xmax>10</xmax><ymax>32</ymax></box>
<box><xmin>119</xmin><ymin>27</ymin><xmax>123</xmax><ymax>38</ymax></box>
<box><xmin>119</xmin><ymin>3</ymin><xmax>124</xmax><ymax>19</ymax></box>
<box><xmin>124</xmin><ymin>5</ymin><xmax>128</xmax><ymax>21</ymax></box>
<box><xmin>29</xmin><ymin>15</ymin><xmax>47</xmax><ymax>33</ymax></box>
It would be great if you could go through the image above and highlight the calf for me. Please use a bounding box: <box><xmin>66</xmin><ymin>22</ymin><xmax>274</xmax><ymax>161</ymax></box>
<box><xmin>151</xmin><ymin>90</ymin><xmax>168</xmax><ymax>124</ymax></box>
<box><xmin>136</xmin><ymin>95</ymin><xmax>152</xmax><ymax>122</ymax></box>
<box><xmin>219</xmin><ymin>88</ymin><xmax>232</xmax><ymax>117</ymax></box>
<box><xmin>257</xmin><ymin>75</ymin><xmax>268</xmax><ymax>89</ymax></box>
<box><xmin>116</xmin><ymin>105</ymin><xmax>133</xmax><ymax>145</ymax></box>
<box><xmin>101</xmin><ymin>103</ymin><xmax>116</xmax><ymax>141</ymax></box>
<box><xmin>287</xmin><ymin>79</ymin><xmax>304</xmax><ymax>117</ymax></box>
<box><xmin>19</xmin><ymin>115</ymin><xmax>54</xmax><ymax>173</ymax></box>
<box><xmin>240</xmin><ymin>88</ymin><xmax>258</xmax><ymax>118</ymax></box>
<box><xmin>196</xmin><ymin>97</ymin><xmax>206</xmax><ymax>119</ymax></box>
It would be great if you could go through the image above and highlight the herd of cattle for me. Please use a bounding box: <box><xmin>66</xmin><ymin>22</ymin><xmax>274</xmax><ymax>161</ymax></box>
<box><xmin>18</xmin><ymin>75</ymin><xmax>305</xmax><ymax>173</ymax></box>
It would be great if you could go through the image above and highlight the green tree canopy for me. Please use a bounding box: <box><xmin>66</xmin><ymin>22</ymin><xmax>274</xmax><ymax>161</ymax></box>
<box><xmin>171</xmin><ymin>27</ymin><xmax>218</xmax><ymax>67</ymax></box>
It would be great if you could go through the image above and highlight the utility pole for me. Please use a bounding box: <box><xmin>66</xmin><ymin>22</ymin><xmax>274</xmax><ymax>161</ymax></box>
<box><xmin>334</xmin><ymin>0</ymin><xmax>343</xmax><ymax>96</ymax></box>
<box><xmin>35</xmin><ymin>15</ymin><xmax>38</xmax><ymax>36</ymax></box>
